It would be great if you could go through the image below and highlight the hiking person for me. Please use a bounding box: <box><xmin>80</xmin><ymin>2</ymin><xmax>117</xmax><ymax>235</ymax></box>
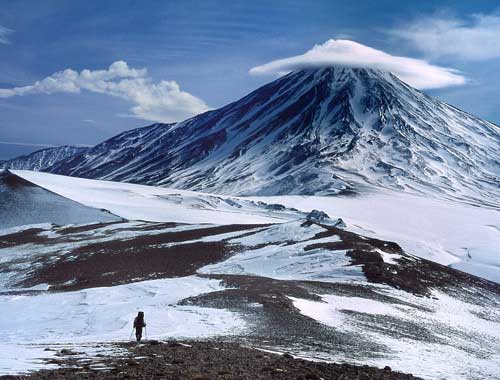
<box><xmin>133</xmin><ymin>311</ymin><xmax>147</xmax><ymax>342</ymax></box>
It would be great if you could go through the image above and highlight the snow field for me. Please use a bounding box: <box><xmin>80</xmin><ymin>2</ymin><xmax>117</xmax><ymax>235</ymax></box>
<box><xmin>0</xmin><ymin>276</ymin><xmax>246</xmax><ymax>374</ymax></box>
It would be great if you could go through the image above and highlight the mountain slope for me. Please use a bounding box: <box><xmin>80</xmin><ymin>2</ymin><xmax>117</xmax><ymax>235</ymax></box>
<box><xmin>49</xmin><ymin>68</ymin><xmax>500</xmax><ymax>207</ymax></box>
<box><xmin>0</xmin><ymin>145</ymin><xmax>88</xmax><ymax>171</ymax></box>
<box><xmin>12</xmin><ymin>170</ymin><xmax>304</xmax><ymax>225</ymax></box>
<box><xmin>0</xmin><ymin>170</ymin><xmax>120</xmax><ymax>229</ymax></box>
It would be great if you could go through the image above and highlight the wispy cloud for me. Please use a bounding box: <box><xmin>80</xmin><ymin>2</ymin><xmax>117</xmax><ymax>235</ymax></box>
<box><xmin>0</xmin><ymin>61</ymin><xmax>210</xmax><ymax>123</ymax></box>
<box><xmin>390</xmin><ymin>12</ymin><xmax>500</xmax><ymax>61</ymax></box>
<box><xmin>249</xmin><ymin>39</ymin><xmax>465</xmax><ymax>90</ymax></box>
<box><xmin>0</xmin><ymin>25</ymin><xmax>13</xmax><ymax>44</ymax></box>
<box><xmin>0</xmin><ymin>140</ymin><xmax>55</xmax><ymax>148</ymax></box>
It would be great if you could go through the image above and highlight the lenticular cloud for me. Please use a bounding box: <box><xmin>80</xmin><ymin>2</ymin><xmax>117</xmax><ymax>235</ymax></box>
<box><xmin>249</xmin><ymin>39</ymin><xmax>466</xmax><ymax>89</ymax></box>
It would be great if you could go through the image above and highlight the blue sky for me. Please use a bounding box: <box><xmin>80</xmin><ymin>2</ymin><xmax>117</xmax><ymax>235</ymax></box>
<box><xmin>1</xmin><ymin>0</ymin><xmax>500</xmax><ymax>159</ymax></box>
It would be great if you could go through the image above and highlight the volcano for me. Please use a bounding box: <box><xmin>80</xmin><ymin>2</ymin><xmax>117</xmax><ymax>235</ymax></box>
<box><xmin>35</xmin><ymin>68</ymin><xmax>500</xmax><ymax>207</ymax></box>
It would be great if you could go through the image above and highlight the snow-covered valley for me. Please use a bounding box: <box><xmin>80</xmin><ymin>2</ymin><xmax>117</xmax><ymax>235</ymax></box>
<box><xmin>1</xmin><ymin>170</ymin><xmax>499</xmax><ymax>379</ymax></box>
<box><xmin>12</xmin><ymin>170</ymin><xmax>500</xmax><ymax>283</ymax></box>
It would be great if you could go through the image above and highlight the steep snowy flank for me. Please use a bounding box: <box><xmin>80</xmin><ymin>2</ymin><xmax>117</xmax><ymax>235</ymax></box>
<box><xmin>47</xmin><ymin>68</ymin><xmax>499</xmax><ymax>207</ymax></box>
<box><xmin>0</xmin><ymin>145</ymin><xmax>87</xmax><ymax>171</ymax></box>
<box><xmin>0</xmin><ymin>170</ymin><xmax>120</xmax><ymax>229</ymax></box>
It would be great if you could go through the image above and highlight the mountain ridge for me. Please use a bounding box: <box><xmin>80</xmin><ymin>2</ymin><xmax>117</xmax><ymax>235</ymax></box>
<box><xmin>0</xmin><ymin>145</ymin><xmax>88</xmax><ymax>171</ymax></box>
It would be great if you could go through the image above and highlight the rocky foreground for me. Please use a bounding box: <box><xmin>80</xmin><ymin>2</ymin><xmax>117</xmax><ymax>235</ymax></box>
<box><xmin>1</xmin><ymin>216</ymin><xmax>499</xmax><ymax>379</ymax></box>
<box><xmin>9</xmin><ymin>341</ymin><xmax>420</xmax><ymax>380</ymax></box>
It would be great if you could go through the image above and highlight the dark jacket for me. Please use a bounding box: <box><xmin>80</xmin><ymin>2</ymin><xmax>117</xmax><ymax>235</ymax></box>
<box><xmin>134</xmin><ymin>317</ymin><xmax>146</xmax><ymax>329</ymax></box>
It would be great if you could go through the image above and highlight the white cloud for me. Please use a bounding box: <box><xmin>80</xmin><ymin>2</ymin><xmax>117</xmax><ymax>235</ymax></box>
<box><xmin>0</xmin><ymin>61</ymin><xmax>210</xmax><ymax>123</ymax></box>
<box><xmin>0</xmin><ymin>25</ymin><xmax>13</xmax><ymax>44</ymax></box>
<box><xmin>391</xmin><ymin>13</ymin><xmax>500</xmax><ymax>61</ymax></box>
<box><xmin>0</xmin><ymin>140</ymin><xmax>54</xmax><ymax>148</ymax></box>
<box><xmin>249</xmin><ymin>39</ymin><xmax>466</xmax><ymax>89</ymax></box>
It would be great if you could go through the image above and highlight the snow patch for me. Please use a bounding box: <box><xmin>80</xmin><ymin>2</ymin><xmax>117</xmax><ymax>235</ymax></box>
<box><xmin>0</xmin><ymin>276</ymin><xmax>246</xmax><ymax>374</ymax></box>
<box><xmin>290</xmin><ymin>290</ymin><xmax>500</xmax><ymax>380</ymax></box>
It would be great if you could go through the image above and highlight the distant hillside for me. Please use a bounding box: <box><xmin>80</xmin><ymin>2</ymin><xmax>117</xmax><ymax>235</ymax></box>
<box><xmin>0</xmin><ymin>145</ymin><xmax>88</xmax><ymax>171</ymax></box>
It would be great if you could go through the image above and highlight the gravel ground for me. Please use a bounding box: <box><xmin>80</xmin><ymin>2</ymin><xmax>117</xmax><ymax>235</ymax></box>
<box><xmin>10</xmin><ymin>340</ymin><xmax>421</xmax><ymax>380</ymax></box>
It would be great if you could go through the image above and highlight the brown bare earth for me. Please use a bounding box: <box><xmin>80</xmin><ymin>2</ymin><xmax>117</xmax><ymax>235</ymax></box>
<box><xmin>10</xmin><ymin>223</ymin><xmax>267</xmax><ymax>291</ymax></box>
<box><xmin>13</xmin><ymin>341</ymin><xmax>421</xmax><ymax>380</ymax></box>
<box><xmin>5</xmin><ymin>219</ymin><xmax>499</xmax><ymax>297</ymax></box>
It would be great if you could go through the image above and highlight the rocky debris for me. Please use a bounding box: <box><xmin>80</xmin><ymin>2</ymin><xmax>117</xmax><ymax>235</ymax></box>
<box><xmin>264</xmin><ymin>203</ymin><xmax>287</xmax><ymax>211</ymax></box>
<box><xmin>19</xmin><ymin>341</ymin><xmax>421</xmax><ymax>380</ymax></box>
<box><xmin>56</xmin><ymin>349</ymin><xmax>80</xmax><ymax>356</ymax></box>
<box><xmin>305</xmin><ymin>210</ymin><xmax>346</xmax><ymax>228</ymax></box>
<box><xmin>303</xmin><ymin>224</ymin><xmax>500</xmax><ymax>296</ymax></box>
<box><xmin>306</xmin><ymin>209</ymin><xmax>330</xmax><ymax>222</ymax></box>
<box><xmin>182</xmin><ymin>274</ymin><xmax>426</xmax><ymax>355</ymax></box>
<box><xmin>181</xmin><ymin>274</ymin><xmax>323</xmax><ymax>312</ymax></box>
